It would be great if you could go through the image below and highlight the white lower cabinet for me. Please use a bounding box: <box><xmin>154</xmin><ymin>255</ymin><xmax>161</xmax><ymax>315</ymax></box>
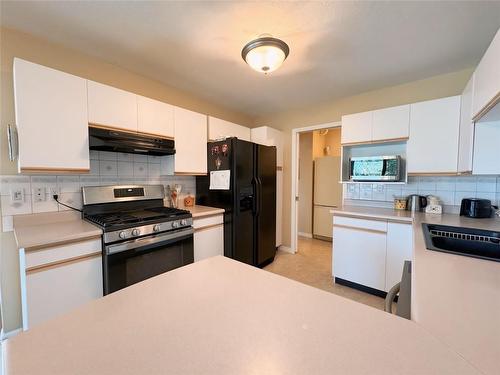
<box><xmin>21</xmin><ymin>239</ymin><xmax>103</xmax><ymax>330</ymax></box>
<box><xmin>333</xmin><ymin>216</ymin><xmax>387</xmax><ymax>291</ymax></box>
<box><xmin>385</xmin><ymin>222</ymin><xmax>413</xmax><ymax>291</ymax></box>
<box><xmin>333</xmin><ymin>216</ymin><xmax>413</xmax><ymax>292</ymax></box>
<box><xmin>193</xmin><ymin>214</ymin><xmax>224</xmax><ymax>262</ymax></box>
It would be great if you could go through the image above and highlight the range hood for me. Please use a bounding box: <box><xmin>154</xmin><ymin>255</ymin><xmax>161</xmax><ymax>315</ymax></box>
<box><xmin>89</xmin><ymin>127</ymin><xmax>175</xmax><ymax>156</ymax></box>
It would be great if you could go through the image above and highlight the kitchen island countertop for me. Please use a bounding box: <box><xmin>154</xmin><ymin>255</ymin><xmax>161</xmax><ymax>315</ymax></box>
<box><xmin>331</xmin><ymin>205</ymin><xmax>500</xmax><ymax>375</ymax></box>
<box><xmin>5</xmin><ymin>256</ymin><xmax>481</xmax><ymax>375</ymax></box>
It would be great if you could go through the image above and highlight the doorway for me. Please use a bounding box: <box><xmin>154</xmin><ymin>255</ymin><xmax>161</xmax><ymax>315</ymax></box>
<box><xmin>290</xmin><ymin>121</ymin><xmax>342</xmax><ymax>254</ymax></box>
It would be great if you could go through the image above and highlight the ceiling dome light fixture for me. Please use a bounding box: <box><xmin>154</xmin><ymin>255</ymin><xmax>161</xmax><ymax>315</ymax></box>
<box><xmin>241</xmin><ymin>35</ymin><xmax>290</xmax><ymax>74</ymax></box>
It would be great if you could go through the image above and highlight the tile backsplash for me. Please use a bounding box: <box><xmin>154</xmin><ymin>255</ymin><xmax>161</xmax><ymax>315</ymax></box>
<box><xmin>344</xmin><ymin>176</ymin><xmax>500</xmax><ymax>207</ymax></box>
<box><xmin>0</xmin><ymin>151</ymin><xmax>196</xmax><ymax>232</ymax></box>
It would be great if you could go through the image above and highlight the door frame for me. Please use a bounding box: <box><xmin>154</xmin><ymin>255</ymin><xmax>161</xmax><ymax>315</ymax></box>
<box><xmin>290</xmin><ymin>121</ymin><xmax>341</xmax><ymax>253</ymax></box>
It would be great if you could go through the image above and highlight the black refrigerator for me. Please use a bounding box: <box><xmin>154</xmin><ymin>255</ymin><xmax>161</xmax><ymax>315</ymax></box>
<box><xmin>196</xmin><ymin>138</ymin><xmax>277</xmax><ymax>267</ymax></box>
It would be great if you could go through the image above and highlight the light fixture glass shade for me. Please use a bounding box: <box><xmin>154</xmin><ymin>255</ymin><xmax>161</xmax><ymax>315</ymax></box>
<box><xmin>242</xmin><ymin>36</ymin><xmax>289</xmax><ymax>74</ymax></box>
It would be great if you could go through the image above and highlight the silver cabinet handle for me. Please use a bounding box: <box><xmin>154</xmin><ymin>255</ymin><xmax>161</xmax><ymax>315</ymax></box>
<box><xmin>7</xmin><ymin>124</ymin><xmax>18</xmax><ymax>161</ymax></box>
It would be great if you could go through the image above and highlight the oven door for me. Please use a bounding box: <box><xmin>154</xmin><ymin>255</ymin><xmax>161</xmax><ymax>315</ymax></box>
<box><xmin>103</xmin><ymin>227</ymin><xmax>194</xmax><ymax>294</ymax></box>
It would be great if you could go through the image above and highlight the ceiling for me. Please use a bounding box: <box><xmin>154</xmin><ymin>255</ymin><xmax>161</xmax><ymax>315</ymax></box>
<box><xmin>1</xmin><ymin>1</ymin><xmax>500</xmax><ymax>118</ymax></box>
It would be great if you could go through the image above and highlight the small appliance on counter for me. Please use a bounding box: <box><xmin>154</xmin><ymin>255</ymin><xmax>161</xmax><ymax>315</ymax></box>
<box><xmin>425</xmin><ymin>195</ymin><xmax>442</xmax><ymax>215</ymax></box>
<box><xmin>460</xmin><ymin>198</ymin><xmax>498</xmax><ymax>218</ymax></box>
<box><xmin>406</xmin><ymin>195</ymin><xmax>427</xmax><ymax>212</ymax></box>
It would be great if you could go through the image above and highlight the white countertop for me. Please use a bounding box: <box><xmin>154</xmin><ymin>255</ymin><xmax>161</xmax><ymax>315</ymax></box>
<box><xmin>5</xmin><ymin>256</ymin><xmax>479</xmax><ymax>375</ymax></box>
<box><xmin>182</xmin><ymin>204</ymin><xmax>225</xmax><ymax>218</ymax></box>
<box><xmin>13</xmin><ymin>211</ymin><xmax>102</xmax><ymax>250</ymax></box>
<box><xmin>332</xmin><ymin>206</ymin><xmax>500</xmax><ymax>375</ymax></box>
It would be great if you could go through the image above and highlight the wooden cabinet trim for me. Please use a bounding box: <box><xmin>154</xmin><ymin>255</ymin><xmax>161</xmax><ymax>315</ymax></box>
<box><xmin>194</xmin><ymin>223</ymin><xmax>223</xmax><ymax>233</ymax></box>
<box><xmin>333</xmin><ymin>224</ymin><xmax>387</xmax><ymax>235</ymax></box>
<box><xmin>175</xmin><ymin>172</ymin><xmax>207</xmax><ymax>176</ymax></box>
<box><xmin>20</xmin><ymin>167</ymin><xmax>90</xmax><ymax>174</ymax></box>
<box><xmin>26</xmin><ymin>251</ymin><xmax>101</xmax><ymax>274</ymax></box>
<box><xmin>472</xmin><ymin>91</ymin><xmax>500</xmax><ymax>122</ymax></box>
<box><xmin>341</xmin><ymin>136</ymin><xmax>408</xmax><ymax>146</ymax></box>
<box><xmin>25</xmin><ymin>235</ymin><xmax>102</xmax><ymax>252</ymax></box>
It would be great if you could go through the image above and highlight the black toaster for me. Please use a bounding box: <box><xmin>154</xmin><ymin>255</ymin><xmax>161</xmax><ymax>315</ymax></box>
<box><xmin>460</xmin><ymin>198</ymin><xmax>496</xmax><ymax>218</ymax></box>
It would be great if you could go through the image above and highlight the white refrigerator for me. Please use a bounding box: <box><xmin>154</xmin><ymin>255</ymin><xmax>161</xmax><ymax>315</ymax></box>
<box><xmin>313</xmin><ymin>156</ymin><xmax>342</xmax><ymax>240</ymax></box>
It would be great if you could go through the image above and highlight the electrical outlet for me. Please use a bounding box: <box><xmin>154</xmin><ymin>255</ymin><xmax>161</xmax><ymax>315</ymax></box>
<box><xmin>34</xmin><ymin>187</ymin><xmax>46</xmax><ymax>202</ymax></box>
<box><xmin>10</xmin><ymin>189</ymin><xmax>24</xmax><ymax>202</ymax></box>
<box><xmin>50</xmin><ymin>187</ymin><xmax>60</xmax><ymax>196</ymax></box>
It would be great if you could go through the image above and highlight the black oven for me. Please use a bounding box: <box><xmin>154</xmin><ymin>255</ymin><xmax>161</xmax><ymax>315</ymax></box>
<box><xmin>103</xmin><ymin>227</ymin><xmax>194</xmax><ymax>294</ymax></box>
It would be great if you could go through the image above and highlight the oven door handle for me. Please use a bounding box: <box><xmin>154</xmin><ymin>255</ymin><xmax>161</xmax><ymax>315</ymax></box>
<box><xmin>106</xmin><ymin>227</ymin><xmax>194</xmax><ymax>255</ymax></box>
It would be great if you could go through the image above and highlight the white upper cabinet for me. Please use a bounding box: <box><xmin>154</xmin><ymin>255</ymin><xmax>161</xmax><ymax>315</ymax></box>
<box><xmin>473</xmin><ymin>121</ymin><xmax>500</xmax><ymax>175</ymax></box>
<box><xmin>341</xmin><ymin>111</ymin><xmax>373</xmax><ymax>144</ymax></box>
<box><xmin>372</xmin><ymin>104</ymin><xmax>410</xmax><ymax>141</ymax></box>
<box><xmin>208</xmin><ymin>116</ymin><xmax>251</xmax><ymax>141</ymax></box>
<box><xmin>174</xmin><ymin>107</ymin><xmax>207</xmax><ymax>174</ymax></box>
<box><xmin>137</xmin><ymin>96</ymin><xmax>174</xmax><ymax>138</ymax></box>
<box><xmin>458</xmin><ymin>76</ymin><xmax>475</xmax><ymax>173</ymax></box>
<box><xmin>251</xmin><ymin>126</ymin><xmax>284</xmax><ymax>167</ymax></box>
<box><xmin>13</xmin><ymin>58</ymin><xmax>90</xmax><ymax>173</ymax></box>
<box><xmin>87</xmin><ymin>80</ymin><xmax>138</xmax><ymax>131</ymax></box>
<box><xmin>472</xmin><ymin>28</ymin><xmax>500</xmax><ymax>120</ymax></box>
<box><xmin>407</xmin><ymin>96</ymin><xmax>461</xmax><ymax>174</ymax></box>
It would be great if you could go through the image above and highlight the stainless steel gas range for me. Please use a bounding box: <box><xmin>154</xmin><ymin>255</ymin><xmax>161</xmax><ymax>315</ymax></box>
<box><xmin>82</xmin><ymin>185</ymin><xmax>194</xmax><ymax>295</ymax></box>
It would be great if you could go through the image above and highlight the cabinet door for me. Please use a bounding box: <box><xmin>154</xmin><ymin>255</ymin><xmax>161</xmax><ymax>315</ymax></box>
<box><xmin>88</xmin><ymin>80</ymin><xmax>137</xmax><ymax>131</ymax></box>
<box><xmin>313</xmin><ymin>205</ymin><xmax>333</xmax><ymax>239</ymax></box>
<box><xmin>174</xmin><ymin>107</ymin><xmax>207</xmax><ymax>174</ymax></box>
<box><xmin>472</xmin><ymin>29</ymin><xmax>500</xmax><ymax>120</ymax></box>
<box><xmin>194</xmin><ymin>224</ymin><xmax>224</xmax><ymax>262</ymax></box>
<box><xmin>407</xmin><ymin>96</ymin><xmax>461</xmax><ymax>174</ymax></box>
<box><xmin>341</xmin><ymin>111</ymin><xmax>373</xmax><ymax>144</ymax></box>
<box><xmin>458</xmin><ymin>76</ymin><xmax>475</xmax><ymax>173</ymax></box>
<box><xmin>333</xmin><ymin>220</ymin><xmax>387</xmax><ymax>291</ymax></box>
<box><xmin>26</xmin><ymin>255</ymin><xmax>102</xmax><ymax>328</ymax></box>
<box><xmin>372</xmin><ymin>104</ymin><xmax>410</xmax><ymax>141</ymax></box>
<box><xmin>208</xmin><ymin>116</ymin><xmax>251</xmax><ymax>141</ymax></box>
<box><xmin>385</xmin><ymin>222</ymin><xmax>412</xmax><ymax>292</ymax></box>
<box><xmin>472</xmin><ymin>121</ymin><xmax>500</xmax><ymax>174</ymax></box>
<box><xmin>13</xmin><ymin>58</ymin><xmax>89</xmax><ymax>173</ymax></box>
<box><xmin>137</xmin><ymin>96</ymin><xmax>174</xmax><ymax>138</ymax></box>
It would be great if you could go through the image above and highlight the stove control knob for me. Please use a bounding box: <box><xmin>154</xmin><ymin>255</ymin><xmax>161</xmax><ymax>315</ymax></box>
<box><xmin>119</xmin><ymin>231</ymin><xmax>127</xmax><ymax>239</ymax></box>
<box><xmin>172</xmin><ymin>221</ymin><xmax>180</xmax><ymax>228</ymax></box>
<box><xmin>180</xmin><ymin>219</ymin><xmax>187</xmax><ymax>226</ymax></box>
<box><xmin>132</xmin><ymin>228</ymin><xmax>140</xmax><ymax>236</ymax></box>
<box><xmin>153</xmin><ymin>224</ymin><xmax>161</xmax><ymax>232</ymax></box>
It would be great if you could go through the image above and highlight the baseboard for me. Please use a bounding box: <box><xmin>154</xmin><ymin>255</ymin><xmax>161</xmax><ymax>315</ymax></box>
<box><xmin>278</xmin><ymin>245</ymin><xmax>295</xmax><ymax>254</ymax></box>
<box><xmin>1</xmin><ymin>328</ymin><xmax>22</xmax><ymax>341</ymax></box>
<box><xmin>298</xmin><ymin>232</ymin><xmax>312</xmax><ymax>238</ymax></box>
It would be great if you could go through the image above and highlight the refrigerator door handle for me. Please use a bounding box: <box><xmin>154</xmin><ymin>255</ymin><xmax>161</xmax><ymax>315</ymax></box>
<box><xmin>257</xmin><ymin>177</ymin><xmax>263</xmax><ymax>216</ymax></box>
<box><xmin>252</xmin><ymin>177</ymin><xmax>260</xmax><ymax>216</ymax></box>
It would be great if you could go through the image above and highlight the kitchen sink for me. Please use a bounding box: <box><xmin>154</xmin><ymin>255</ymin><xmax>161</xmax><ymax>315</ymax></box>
<box><xmin>422</xmin><ymin>224</ymin><xmax>500</xmax><ymax>262</ymax></box>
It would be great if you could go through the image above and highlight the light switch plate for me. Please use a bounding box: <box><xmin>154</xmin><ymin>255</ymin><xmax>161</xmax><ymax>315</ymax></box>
<box><xmin>10</xmin><ymin>189</ymin><xmax>24</xmax><ymax>202</ymax></box>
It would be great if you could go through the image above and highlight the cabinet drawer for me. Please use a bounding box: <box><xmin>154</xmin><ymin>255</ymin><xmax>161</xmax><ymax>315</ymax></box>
<box><xmin>25</xmin><ymin>239</ymin><xmax>102</xmax><ymax>270</ymax></box>
<box><xmin>333</xmin><ymin>216</ymin><xmax>387</xmax><ymax>232</ymax></box>
<box><xmin>193</xmin><ymin>214</ymin><xmax>224</xmax><ymax>229</ymax></box>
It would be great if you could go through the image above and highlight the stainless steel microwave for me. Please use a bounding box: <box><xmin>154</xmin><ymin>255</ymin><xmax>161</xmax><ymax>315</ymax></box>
<box><xmin>349</xmin><ymin>155</ymin><xmax>401</xmax><ymax>181</ymax></box>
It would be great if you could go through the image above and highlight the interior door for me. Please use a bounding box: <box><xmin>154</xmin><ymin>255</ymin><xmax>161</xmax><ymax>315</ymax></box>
<box><xmin>256</xmin><ymin>144</ymin><xmax>277</xmax><ymax>266</ymax></box>
<box><xmin>234</xmin><ymin>139</ymin><xmax>255</xmax><ymax>265</ymax></box>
